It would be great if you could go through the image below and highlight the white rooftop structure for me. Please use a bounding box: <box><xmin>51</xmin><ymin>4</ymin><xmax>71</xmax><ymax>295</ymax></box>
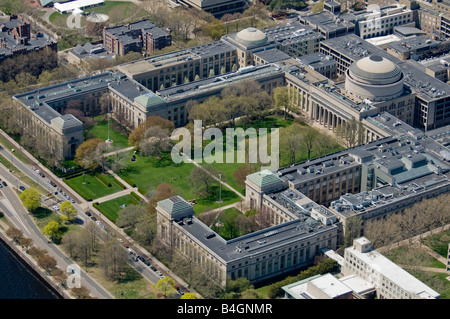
<box><xmin>53</xmin><ymin>0</ymin><xmax>105</xmax><ymax>14</ymax></box>
<box><xmin>282</xmin><ymin>273</ymin><xmax>354</xmax><ymax>299</ymax></box>
<box><xmin>344</xmin><ymin>237</ymin><xmax>441</xmax><ymax>299</ymax></box>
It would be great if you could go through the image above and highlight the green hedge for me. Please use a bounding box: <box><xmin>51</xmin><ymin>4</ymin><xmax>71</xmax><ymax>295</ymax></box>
<box><xmin>95</xmin><ymin>172</ymin><xmax>112</xmax><ymax>187</ymax></box>
<box><xmin>113</xmin><ymin>178</ymin><xmax>126</xmax><ymax>189</ymax></box>
<box><xmin>130</xmin><ymin>191</ymin><xmax>142</xmax><ymax>202</ymax></box>
<box><xmin>122</xmin><ymin>177</ymin><xmax>136</xmax><ymax>188</ymax></box>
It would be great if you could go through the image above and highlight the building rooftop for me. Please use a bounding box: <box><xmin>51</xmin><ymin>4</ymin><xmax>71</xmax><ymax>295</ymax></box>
<box><xmin>346</xmin><ymin>238</ymin><xmax>441</xmax><ymax>298</ymax></box>
<box><xmin>156</xmin><ymin>63</ymin><xmax>285</xmax><ymax>102</ymax></box>
<box><xmin>299</xmin><ymin>11</ymin><xmax>355</xmax><ymax>33</ymax></box>
<box><xmin>321</xmin><ymin>34</ymin><xmax>450</xmax><ymax>102</ymax></box>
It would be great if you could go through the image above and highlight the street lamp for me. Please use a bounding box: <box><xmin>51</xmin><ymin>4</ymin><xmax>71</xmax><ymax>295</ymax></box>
<box><xmin>218</xmin><ymin>174</ymin><xmax>222</xmax><ymax>212</ymax></box>
<box><xmin>9</xmin><ymin>149</ymin><xmax>14</xmax><ymax>172</ymax></box>
<box><xmin>106</xmin><ymin>93</ymin><xmax>112</xmax><ymax>144</ymax></box>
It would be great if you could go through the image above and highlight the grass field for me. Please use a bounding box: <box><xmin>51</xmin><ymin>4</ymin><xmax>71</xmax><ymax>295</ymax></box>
<box><xmin>114</xmin><ymin>152</ymin><xmax>241</xmax><ymax>214</ymax></box>
<box><xmin>64</xmin><ymin>172</ymin><xmax>124</xmax><ymax>201</ymax></box>
<box><xmin>86</xmin><ymin>116</ymin><xmax>130</xmax><ymax>149</ymax></box>
<box><xmin>94</xmin><ymin>194</ymin><xmax>141</xmax><ymax>222</ymax></box>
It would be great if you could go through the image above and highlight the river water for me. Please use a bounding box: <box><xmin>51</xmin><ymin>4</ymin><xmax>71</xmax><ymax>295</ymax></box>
<box><xmin>0</xmin><ymin>239</ymin><xmax>60</xmax><ymax>299</ymax></box>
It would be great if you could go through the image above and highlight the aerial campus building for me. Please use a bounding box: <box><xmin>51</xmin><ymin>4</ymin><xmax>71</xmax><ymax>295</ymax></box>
<box><xmin>102</xmin><ymin>20</ymin><xmax>172</xmax><ymax>57</ymax></box>
<box><xmin>155</xmin><ymin>112</ymin><xmax>450</xmax><ymax>289</ymax></box>
<box><xmin>281</xmin><ymin>237</ymin><xmax>440</xmax><ymax>299</ymax></box>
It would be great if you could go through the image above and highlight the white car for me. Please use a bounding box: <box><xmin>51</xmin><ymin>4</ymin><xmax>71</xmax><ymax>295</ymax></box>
<box><xmin>53</xmin><ymin>205</ymin><xmax>59</xmax><ymax>211</ymax></box>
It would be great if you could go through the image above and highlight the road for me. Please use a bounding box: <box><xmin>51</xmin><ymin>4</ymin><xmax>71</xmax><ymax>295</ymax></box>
<box><xmin>0</xmin><ymin>164</ymin><xmax>113</xmax><ymax>299</ymax></box>
<box><xmin>0</xmin><ymin>137</ymin><xmax>191</xmax><ymax>298</ymax></box>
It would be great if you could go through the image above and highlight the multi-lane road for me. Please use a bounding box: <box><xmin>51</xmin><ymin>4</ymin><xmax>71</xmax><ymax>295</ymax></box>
<box><xmin>0</xmin><ymin>143</ymin><xmax>188</xmax><ymax>298</ymax></box>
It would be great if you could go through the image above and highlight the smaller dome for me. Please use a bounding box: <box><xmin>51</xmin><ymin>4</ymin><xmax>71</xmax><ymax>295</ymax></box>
<box><xmin>235</xmin><ymin>27</ymin><xmax>268</xmax><ymax>47</ymax></box>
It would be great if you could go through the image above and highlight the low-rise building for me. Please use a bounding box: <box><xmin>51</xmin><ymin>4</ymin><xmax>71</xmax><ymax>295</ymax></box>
<box><xmin>343</xmin><ymin>237</ymin><xmax>441</xmax><ymax>299</ymax></box>
<box><xmin>298</xmin><ymin>11</ymin><xmax>356</xmax><ymax>39</ymax></box>
<box><xmin>156</xmin><ymin>191</ymin><xmax>339</xmax><ymax>287</ymax></box>
<box><xmin>103</xmin><ymin>19</ymin><xmax>171</xmax><ymax>57</ymax></box>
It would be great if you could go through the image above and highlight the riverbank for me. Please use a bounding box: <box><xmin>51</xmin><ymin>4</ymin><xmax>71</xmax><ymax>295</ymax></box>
<box><xmin>0</xmin><ymin>223</ymin><xmax>69</xmax><ymax>299</ymax></box>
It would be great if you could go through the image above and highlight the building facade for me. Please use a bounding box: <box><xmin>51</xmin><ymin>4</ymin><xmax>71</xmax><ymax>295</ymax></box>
<box><xmin>103</xmin><ymin>20</ymin><xmax>171</xmax><ymax>57</ymax></box>
<box><xmin>343</xmin><ymin>237</ymin><xmax>440</xmax><ymax>299</ymax></box>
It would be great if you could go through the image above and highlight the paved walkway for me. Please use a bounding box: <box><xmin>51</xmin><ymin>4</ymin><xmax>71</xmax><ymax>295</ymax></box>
<box><xmin>377</xmin><ymin>223</ymin><xmax>450</xmax><ymax>274</ymax></box>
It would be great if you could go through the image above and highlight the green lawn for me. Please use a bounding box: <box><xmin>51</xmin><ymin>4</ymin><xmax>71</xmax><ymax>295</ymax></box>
<box><xmin>199</xmin><ymin>114</ymin><xmax>343</xmax><ymax>195</ymax></box>
<box><xmin>83</xmin><ymin>1</ymin><xmax>150</xmax><ymax>24</ymax></box>
<box><xmin>94</xmin><ymin>194</ymin><xmax>140</xmax><ymax>222</ymax></box>
<box><xmin>64</xmin><ymin>172</ymin><xmax>124</xmax><ymax>201</ymax></box>
<box><xmin>86</xmin><ymin>116</ymin><xmax>130</xmax><ymax>149</ymax></box>
<box><xmin>421</xmin><ymin>229</ymin><xmax>450</xmax><ymax>258</ymax></box>
<box><xmin>114</xmin><ymin>152</ymin><xmax>240</xmax><ymax>214</ymax></box>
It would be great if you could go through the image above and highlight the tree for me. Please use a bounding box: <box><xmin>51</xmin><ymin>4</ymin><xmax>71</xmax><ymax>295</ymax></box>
<box><xmin>335</xmin><ymin>119</ymin><xmax>365</xmax><ymax>148</ymax></box>
<box><xmin>156</xmin><ymin>276</ymin><xmax>177</xmax><ymax>297</ymax></box>
<box><xmin>38</xmin><ymin>255</ymin><xmax>58</xmax><ymax>274</ymax></box>
<box><xmin>188</xmin><ymin>165</ymin><xmax>219</xmax><ymax>196</ymax></box>
<box><xmin>273</xmin><ymin>86</ymin><xmax>292</xmax><ymax>120</ymax></box>
<box><xmin>43</xmin><ymin>220</ymin><xmax>62</xmax><ymax>243</ymax></box>
<box><xmin>281</xmin><ymin>123</ymin><xmax>303</xmax><ymax>164</ymax></box>
<box><xmin>74</xmin><ymin>138</ymin><xmax>105</xmax><ymax>170</ymax></box>
<box><xmin>70</xmin><ymin>286</ymin><xmax>92</xmax><ymax>299</ymax></box>
<box><xmin>181</xmin><ymin>292</ymin><xmax>199</xmax><ymax>299</ymax></box>
<box><xmin>139</xmin><ymin>126</ymin><xmax>173</xmax><ymax>159</ymax></box>
<box><xmin>99</xmin><ymin>238</ymin><xmax>129</xmax><ymax>280</ymax></box>
<box><xmin>299</xmin><ymin>126</ymin><xmax>317</xmax><ymax>160</ymax></box>
<box><xmin>116</xmin><ymin>204</ymin><xmax>147</xmax><ymax>229</ymax></box>
<box><xmin>60</xmin><ymin>201</ymin><xmax>77</xmax><ymax>222</ymax></box>
<box><xmin>19</xmin><ymin>187</ymin><xmax>41</xmax><ymax>212</ymax></box>
<box><xmin>19</xmin><ymin>237</ymin><xmax>33</xmax><ymax>250</ymax></box>
<box><xmin>344</xmin><ymin>215</ymin><xmax>363</xmax><ymax>247</ymax></box>
<box><xmin>129</xmin><ymin>116</ymin><xmax>174</xmax><ymax>147</ymax></box>
<box><xmin>233</xmin><ymin>164</ymin><xmax>255</xmax><ymax>188</ymax></box>
<box><xmin>62</xmin><ymin>232</ymin><xmax>79</xmax><ymax>258</ymax></box>
<box><xmin>52</xmin><ymin>268</ymin><xmax>68</xmax><ymax>287</ymax></box>
<box><xmin>6</xmin><ymin>226</ymin><xmax>24</xmax><ymax>243</ymax></box>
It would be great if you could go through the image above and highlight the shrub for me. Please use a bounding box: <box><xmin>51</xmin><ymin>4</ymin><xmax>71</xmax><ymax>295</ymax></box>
<box><xmin>113</xmin><ymin>178</ymin><xmax>126</xmax><ymax>189</ymax></box>
<box><xmin>95</xmin><ymin>172</ymin><xmax>112</xmax><ymax>187</ymax></box>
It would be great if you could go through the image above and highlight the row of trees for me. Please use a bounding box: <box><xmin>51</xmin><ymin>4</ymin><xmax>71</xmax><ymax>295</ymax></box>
<box><xmin>362</xmin><ymin>193</ymin><xmax>450</xmax><ymax>249</ymax></box>
<box><xmin>187</xmin><ymin>79</ymin><xmax>276</xmax><ymax>129</ymax></box>
<box><xmin>5</xmin><ymin>226</ymin><xmax>94</xmax><ymax>299</ymax></box>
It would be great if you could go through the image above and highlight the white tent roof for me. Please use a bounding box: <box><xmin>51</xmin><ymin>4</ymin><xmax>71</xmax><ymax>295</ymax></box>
<box><xmin>54</xmin><ymin>0</ymin><xmax>105</xmax><ymax>13</ymax></box>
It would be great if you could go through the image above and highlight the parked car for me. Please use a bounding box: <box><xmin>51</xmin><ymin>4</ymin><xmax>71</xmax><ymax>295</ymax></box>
<box><xmin>19</xmin><ymin>186</ymin><xmax>25</xmax><ymax>191</ymax></box>
<box><xmin>39</xmin><ymin>172</ymin><xmax>45</xmax><ymax>178</ymax></box>
<box><xmin>150</xmin><ymin>266</ymin><xmax>157</xmax><ymax>272</ymax></box>
<box><xmin>85</xmin><ymin>211</ymin><xmax>92</xmax><ymax>217</ymax></box>
<box><xmin>2</xmin><ymin>181</ymin><xmax>7</xmax><ymax>186</ymax></box>
<box><xmin>143</xmin><ymin>260</ymin><xmax>150</xmax><ymax>266</ymax></box>
<box><xmin>91</xmin><ymin>216</ymin><xmax>97</xmax><ymax>221</ymax></box>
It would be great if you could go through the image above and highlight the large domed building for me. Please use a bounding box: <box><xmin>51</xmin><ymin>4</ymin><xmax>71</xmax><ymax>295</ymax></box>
<box><xmin>345</xmin><ymin>55</ymin><xmax>405</xmax><ymax>102</ymax></box>
<box><xmin>234</xmin><ymin>27</ymin><xmax>269</xmax><ymax>48</ymax></box>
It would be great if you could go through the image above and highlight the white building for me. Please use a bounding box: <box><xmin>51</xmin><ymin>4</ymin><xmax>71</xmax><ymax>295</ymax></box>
<box><xmin>355</xmin><ymin>4</ymin><xmax>414</xmax><ymax>39</ymax></box>
<box><xmin>53</xmin><ymin>0</ymin><xmax>105</xmax><ymax>14</ymax></box>
<box><xmin>342</xmin><ymin>237</ymin><xmax>441</xmax><ymax>299</ymax></box>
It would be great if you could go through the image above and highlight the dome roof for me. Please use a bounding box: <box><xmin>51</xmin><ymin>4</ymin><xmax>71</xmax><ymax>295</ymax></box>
<box><xmin>348</xmin><ymin>55</ymin><xmax>402</xmax><ymax>84</ymax></box>
<box><xmin>235</xmin><ymin>27</ymin><xmax>268</xmax><ymax>46</ymax></box>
